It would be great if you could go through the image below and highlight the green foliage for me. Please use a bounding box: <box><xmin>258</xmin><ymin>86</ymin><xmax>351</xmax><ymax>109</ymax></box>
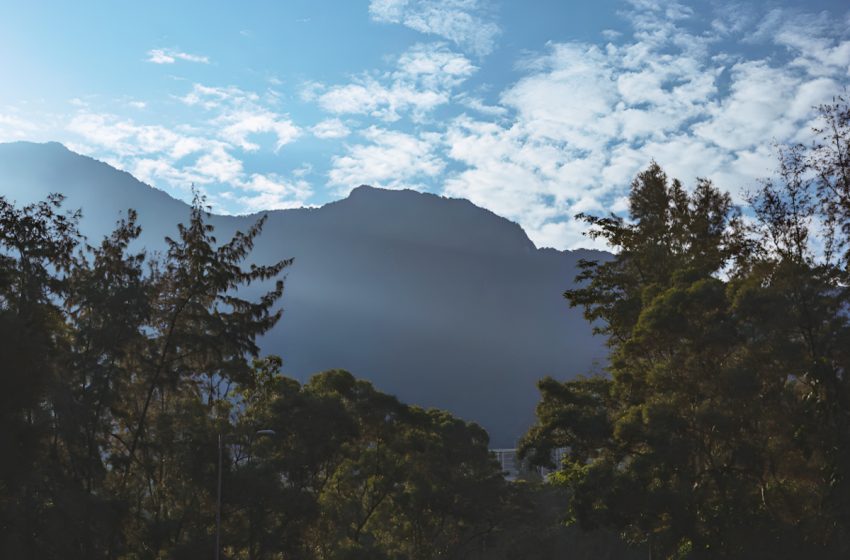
<box><xmin>0</xmin><ymin>192</ymin><xmax>292</xmax><ymax>558</ymax></box>
<box><xmin>521</xmin><ymin>98</ymin><xmax>850</xmax><ymax>558</ymax></box>
<box><xmin>230</xmin><ymin>368</ymin><xmax>516</xmax><ymax>559</ymax></box>
<box><xmin>1</xmin><ymin>191</ymin><xmax>611</xmax><ymax>559</ymax></box>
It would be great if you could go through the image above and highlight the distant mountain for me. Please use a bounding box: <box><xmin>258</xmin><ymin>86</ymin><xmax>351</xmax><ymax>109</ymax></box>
<box><xmin>0</xmin><ymin>141</ymin><xmax>609</xmax><ymax>446</ymax></box>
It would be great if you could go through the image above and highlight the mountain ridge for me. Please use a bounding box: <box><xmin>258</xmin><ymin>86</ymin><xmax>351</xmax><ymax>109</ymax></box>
<box><xmin>0</xmin><ymin>140</ymin><xmax>609</xmax><ymax>446</ymax></box>
<box><xmin>1</xmin><ymin>141</ymin><xmax>595</xmax><ymax>257</ymax></box>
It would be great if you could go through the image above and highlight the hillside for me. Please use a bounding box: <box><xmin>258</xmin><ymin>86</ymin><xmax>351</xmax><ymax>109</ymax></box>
<box><xmin>0</xmin><ymin>141</ymin><xmax>608</xmax><ymax>446</ymax></box>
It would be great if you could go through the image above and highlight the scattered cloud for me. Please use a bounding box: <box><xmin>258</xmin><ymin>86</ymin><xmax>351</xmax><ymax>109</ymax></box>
<box><xmin>767</xmin><ymin>9</ymin><xmax>850</xmax><ymax>77</ymax></box>
<box><xmin>317</xmin><ymin>80</ymin><xmax>444</xmax><ymax>122</ymax></box>
<box><xmin>456</xmin><ymin>94</ymin><xmax>507</xmax><ymax>117</ymax></box>
<box><xmin>64</xmin><ymin>81</ymin><xmax>308</xmax><ymax>213</ymax></box>
<box><xmin>227</xmin><ymin>173</ymin><xmax>313</xmax><ymax>211</ymax></box>
<box><xmin>146</xmin><ymin>48</ymin><xmax>210</xmax><ymax>65</ymax></box>
<box><xmin>311</xmin><ymin>118</ymin><xmax>351</xmax><ymax>139</ymax></box>
<box><xmin>327</xmin><ymin>126</ymin><xmax>444</xmax><ymax>193</ymax></box>
<box><xmin>0</xmin><ymin>112</ymin><xmax>41</xmax><ymax>142</ymax></box>
<box><xmin>434</xmin><ymin>1</ymin><xmax>850</xmax><ymax>249</ymax></box>
<box><xmin>312</xmin><ymin>43</ymin><xmax>476</xmax><ymax>121</ymax></box>
<box><xmin>369</xmin><ymin>0</ymin><xmax>500</xmax><ymax>56</ymax></box>
<box><xmin>8</xmin><ymin>1</ymin><xmax>850</xmax><ymax>251</ymax></box>
<box><xmin>179</xmin><ymin>83</ymin><xmax>300</xmax><ymax>151</ymax></box>
<box><xmin>67</xmin><ymin>112</ymin><xmax>197</xmax><ymax>158</ymax></box>
<box><xmin>179</xmin><ymin>84</ymin><xmax>258</xmax><ymax>109</ymax></box>
<box><xmin>219</xmin><ymin>109</ymin><xmax>300</xmax><ymax>151</ymax></box>
<box><xmin>395</xmin><ymin>42</ymin><xmax>477</xmax><ymax>87</ymax></box>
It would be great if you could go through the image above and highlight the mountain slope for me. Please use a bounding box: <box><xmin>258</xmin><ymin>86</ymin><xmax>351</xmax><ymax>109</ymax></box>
<box><xmin>0</xmin><ymin>141</ymin><xmax>608</xmax><ymax>446</ymax></box>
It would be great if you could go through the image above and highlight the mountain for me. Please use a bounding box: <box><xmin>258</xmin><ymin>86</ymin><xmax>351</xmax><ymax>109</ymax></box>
<box><xmin>0</xmin><ymin>141</ymin><xmax>609</xmax><ymax>447</ymax></box>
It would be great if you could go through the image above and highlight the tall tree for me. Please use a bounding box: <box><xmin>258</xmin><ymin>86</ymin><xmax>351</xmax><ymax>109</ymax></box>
<box><xmin>519</xmin><ymin>157</ymin><xmax>850</xmax><ymax>557</ymax></box>
<box><xmin>110</xmin><ymin>194</ymin><xmax>291</xmax><ymax>558</ymax></box>
<box><xmin>0</xmin><ymin>194</ymin><xmax>81</xmax><ymax>557</ymax></box>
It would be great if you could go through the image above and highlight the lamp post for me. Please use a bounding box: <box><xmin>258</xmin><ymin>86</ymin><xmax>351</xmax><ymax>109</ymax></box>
<box><xmin>215</xmin><ymin>429</ymin><xmax>276</xmax><ymax>560</ymax></box>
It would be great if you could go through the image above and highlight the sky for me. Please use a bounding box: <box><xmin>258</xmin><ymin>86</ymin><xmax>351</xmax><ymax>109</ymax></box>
<box><xmin>1</xmin><ymin>0</ymin><xmax>849</xmax><ymax>250</ymax></box>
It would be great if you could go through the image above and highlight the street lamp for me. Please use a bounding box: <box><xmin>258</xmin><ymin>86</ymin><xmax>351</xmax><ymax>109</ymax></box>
<box><xmin>215</xmin><ymin>429</ymin><xmax>276</xmax><ymax>560</ymax></box>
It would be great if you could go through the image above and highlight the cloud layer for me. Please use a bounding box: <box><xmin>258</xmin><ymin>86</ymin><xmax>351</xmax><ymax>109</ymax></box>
<box><xmin>369</xmin><ymin>0</ymin><xmax>500</xmax><ymax>56</ymax></box>
<box><xmin>347</xmin><ymin>1</ymin><xmax>850</xmax><ymax>249</ymax></box>
<box><xmin>4</xmin><ymin>1</ymin><xmax>849</xmax><ymax>250</ymax></box>
<box><xmin>307</xmin><ymin>43</ymin><xmax>476</xmax><ymax>122</ymax></box>
<box><xmin>146</xmin><ymin>48</ymin><xmax>210</xmax><ymax>64</ymax></box>
<box><xmin>65</xmin><ymin>84</ymin><xmax>308</xmax><ymax>213</ymax></box>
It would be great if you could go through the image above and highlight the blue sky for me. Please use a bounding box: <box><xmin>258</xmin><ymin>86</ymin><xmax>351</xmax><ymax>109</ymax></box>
<box><xmin>1</xmin><ymin>0</ymin><xmax>848</xmax><ymax>249</ymax></box>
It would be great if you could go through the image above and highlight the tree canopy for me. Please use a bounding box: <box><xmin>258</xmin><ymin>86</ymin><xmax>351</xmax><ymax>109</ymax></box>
<box><xmin>0</xmin><ymin>191</ymin><xmax>632</xmax><ymax>559</ymax></box>
<box><xmin>520</xmin><ymin>96</ymin><xmax>850</xmax><ymax>558</ymax></box>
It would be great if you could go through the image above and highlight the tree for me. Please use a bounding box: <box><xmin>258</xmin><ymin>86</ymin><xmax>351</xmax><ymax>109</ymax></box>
<box><xmin>521</xmin><ymin>139</ymin><xmax>850</xmax><ymax>557</ymax></box>
<box><xmin>0</xmin><ymin>194</ymin><xmax>82</xmax><ymax>557</ymax></box>
<box><xmin>236</xmin><ymin>368</ymin><xmax>516</xmax><ymax>560</ymax></box>
<box><xmin>0</xmin><ymin>188</ymin><xmax>648</xmax><ymax>559</ymax></box>
<box><xmin>108</xmin><ymin>193</ymin><xmax>291</xmax><ymax>558</ymax></box>
<box><xmin>0</xmin><ymin>191</ymin><xmax>292</xmax><ymax>559</ymax></box>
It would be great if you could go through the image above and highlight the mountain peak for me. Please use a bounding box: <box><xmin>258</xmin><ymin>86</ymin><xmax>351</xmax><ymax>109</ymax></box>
<box><xmin>329</xmin><ymin>184</ymin><xmax>537</xmax><ymax>256</ymax></box>
<box><xmin>346</xmin><ymin>184</ymin><xmax>444</xmax><ymax>203</ymax></box>
<box><xmin>0</xmin><ymin>139</ymin><xmax>607</xmax><ymax>446</ymax></box>
<box><xmin>348</xmin><ymin>184</ymin><xmax>381</xmax><ymax>196</ymax></box>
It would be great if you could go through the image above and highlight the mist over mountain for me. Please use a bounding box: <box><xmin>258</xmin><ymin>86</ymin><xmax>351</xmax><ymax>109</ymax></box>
<box><xmin>0</xmin><ymin>141</ymin><xmax>608</xmax><ymax>446</ymax></box>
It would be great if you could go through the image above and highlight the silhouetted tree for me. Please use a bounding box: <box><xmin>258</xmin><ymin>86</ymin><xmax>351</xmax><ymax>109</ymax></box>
<box><xmin>521</xmin><ymin>97</ymin><xmax>850</xmax><ymax>559</ymax></box>
<box><xmin>0</xmin><ymin>190</ymin><xmax>604</xmax><ymax>559</ymax></box>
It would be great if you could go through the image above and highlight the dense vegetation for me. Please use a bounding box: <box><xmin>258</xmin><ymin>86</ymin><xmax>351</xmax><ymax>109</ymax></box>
<box><xmin>521</xmin><ymin>97</ymin><xmax>850</xmax><ymax>558</ymax></box>
<box><xmin>0</xmin><ymin>188</ymin><xmax>640</xmax><ymax>558</ymax></box>
<box><xmin>5</xmin><ymin>88</ymin><xmax>846</xmax><ymax>560</ymax></box>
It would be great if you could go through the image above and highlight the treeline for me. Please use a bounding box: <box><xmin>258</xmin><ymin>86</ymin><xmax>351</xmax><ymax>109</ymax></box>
<box><xmin>0</xmin><ymin>190</ymin><xmax>635</xmax><ymax>558</ymax></box>
<box><xmin>521</xmin><ymin>97</ymin><xmax>850</xmax><ymax>558</ymax></box>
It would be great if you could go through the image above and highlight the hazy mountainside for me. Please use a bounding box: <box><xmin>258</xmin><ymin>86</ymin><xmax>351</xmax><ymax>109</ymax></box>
<box><xmin>0</xmin><ymin>141</ymin><xmax>608</xmax><ymax>446</ymax></box>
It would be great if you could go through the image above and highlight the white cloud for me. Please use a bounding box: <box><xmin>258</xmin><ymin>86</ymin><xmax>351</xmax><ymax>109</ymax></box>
<box><xmin>770</xmin><ymin>12</ymin><xmax>850</xmax><ymax>77</ymax></box>
<box><xmin>369</xmin><ymin>0</ymin><xmax>500</xmax><ymax>56</ymax></box>
<box><xmin>20</xmin><ymin>1</ymin><xmax>849</xmax><ymax>252</ymax></box>
<box><xmin>67</xmin><ymin>112</ymin><xmax>244</xmax><ymax>191</ymax></box>
<box><xmin>146</xmin><ymin>48</ymin><xmax>210</xmax><ymax>65</ymax></box>
<box><xmin>710</xmin><ymin>3</ymin><xmax>757</xmax><ymax>37</ymax></box>
<box><xmin>191</xmin><ymin>145</ymin><xmax>244</xmax><ymax>183</ymax></box>
<box><xmin>317</xmin><ymin>80</ymin><xmax>447</xmax><ymax>122</ymax></box>
<box><xmin>230</xmin><ymin>173</ymin><xmax>313</xmax><ymax>211</ymax></box>
<box><xmin>394</xmin><ymin>42</ymin><xmax>477</xmax><ymax>88</ymax></box>
<box><xmin>219</xmin><ymin>109</ymin><xmax>300</xmax><ymax>151</ymax></box>
<box><xmin>311</xmin><ymin>118</ymin><xmax>351</xmax><ymax>139</ymax></box>
<box><xmin>0</xmin><ymin>112</ymin><xmax>40</xmax><ymax>141</ymax></box>
<box><xmin>434</xmin><ymin>2</ymin><xmax>850</xmax><ymax>250</ymax></box>
<box><xmin>501</xmin><ymin>44</ymin><xmax>620</xmax><ymax>150</ymax></box>
<box><xmin>68</xmin><ymin>112</ymin><xmax>197</xmax><ymax>158</ymax></box>
<box><xmin>131</xmin><ymin>156</ymin><xmax>208</xmax><ymax>189</ymax></box>
<box><xmin>442</xmin><ymin>116</ymin><xmax>610</xmax><ymax>249</ymax></box>
<box><xmin>179</xmin><ymin>84</ymin><xmax>259</xmax><ymax>110</ymax></box>
<box><xmin>313</xmin><ymin>43</ymin><xmax>475</xmax><ymax>122</ymax></box>
<box><xmin>456</xmin><ymin>95</ymin><xmax>507</xmax><ymax>117</ymax></box>
<box><xmin>327</xmin><ymin>126</ymin><xmax>444</xmax><ymax>192</ymax></box>
<box><xmin>179</xmin><ymin>83</ymin><xmax>300</xmax><ymax>151</ymax></box>
<box><xmin>693</xmin><ymin>61</ymin><xmax>801</xmax><ymax>151</ymax></box>
<box><xmin>63</xmin><ymin>81</ymin><xmax>309</xmax><ymax>214</ymax></box>
<box><xmin>70</xmin><ymin>115</ymin><xmax>311</xmax><ymax>214</ymax></box>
